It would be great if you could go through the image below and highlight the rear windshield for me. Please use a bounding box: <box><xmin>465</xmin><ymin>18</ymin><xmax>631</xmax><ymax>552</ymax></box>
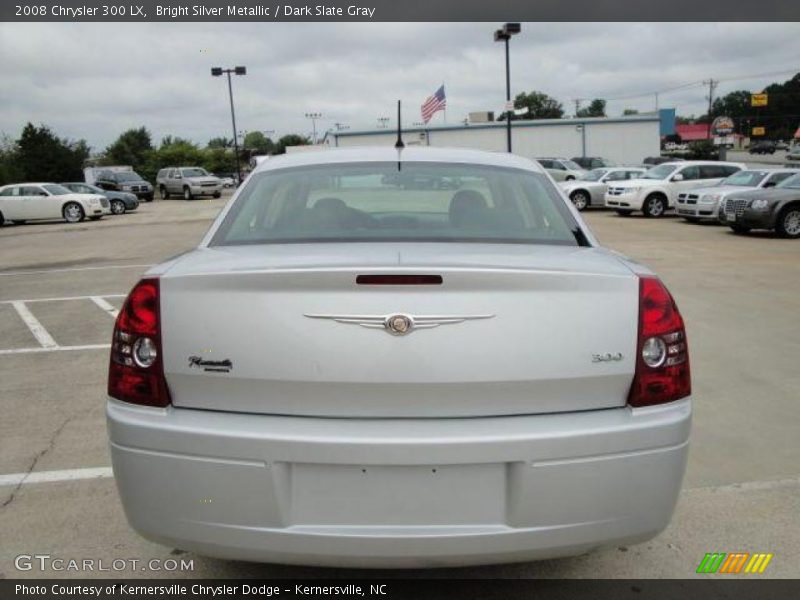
<box><xmin>211</xmin><ymin>162</ymin><xmax>586</xmax><ymax>247</ymax></box>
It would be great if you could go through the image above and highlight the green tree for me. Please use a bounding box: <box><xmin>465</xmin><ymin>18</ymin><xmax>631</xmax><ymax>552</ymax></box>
<box><xmin>510</xmin><ymin>91</ymin><xmax>564</xmax><ymax>120</ymax></box>
<box><xmin>103</xmin><ymin>127</ymin><xmax>153</xmax><ymax>167</ymax></box>
<box><xmin>207</xmin><ymin>136</ymin><xmax>233</xmax><ymax>149</ymax></box>
<box><xmin>243</xmin><ymin>131</ymin><xmax>275</xmax><ymax>155</ymax></box>
<box><xmin>576</xmin><ymin>99</ymin><xmax>606</xmax><ymax>118</ymax></box>
<box><xmin>14</xmin><ymin>123</ymin><xmax>89</xmax><ymax>182</ymax></box>
<box><xmin>275</xmin><ymin>134</ymin><xmax>311</xmax><ymax>154</ymax></box>
<box><xmin>203</xmin><ymin>147</ymin><xmax>236</xmax><ymax>175</ymax></box>
<box><xmin>0</xmin><ymin>134</ymin><xmax>24</xmax><ymax>186</ymax></box>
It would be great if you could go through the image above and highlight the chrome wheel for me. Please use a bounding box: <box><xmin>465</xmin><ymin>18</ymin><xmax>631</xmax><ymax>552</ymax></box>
<box><xmin>781</xmin><ymin>209</ymin><xmax>800</xmax><ymax>237</ymax></box>
<box><xmin>111</xmin><ymin>200</ymin><xmax>125</xmax><ymax>215</ymax></box>
<box><xmin>63</xmin><ymin>202</ymin><xmax>84</xmax><ymax>223</ymax></box>
<box><xmin>571</xmin><ymin>191</ymin><xmax>589</xmax><ymax>211</ymax></box>
<box><xmin>644</xmin><ymin>196</ymin><xmax>666</xmax><ymax>218</ymax></box>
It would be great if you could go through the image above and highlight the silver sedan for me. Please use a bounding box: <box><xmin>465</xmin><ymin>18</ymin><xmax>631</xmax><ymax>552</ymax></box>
<box><xmin>560</xmin><ymin>167</ymin><xmax>647</xmax><ymax>210</ymax></box>
<box><xmin>107</xmin><ymin>147</ymin><xmax>691</xmax><ymax>567</ymax></box>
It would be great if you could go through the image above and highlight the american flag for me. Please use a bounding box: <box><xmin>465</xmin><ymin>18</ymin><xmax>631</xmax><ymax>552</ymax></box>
<box><xmin>421</xmin><ymin>85</ymin><xmax>446</xmax><ymax>124</ymax></box>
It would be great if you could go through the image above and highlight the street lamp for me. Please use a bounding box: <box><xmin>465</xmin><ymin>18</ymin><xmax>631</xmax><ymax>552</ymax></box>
<box><xmin>305</xmin><ymin>112</ymin><xmax>322</xmax><ymax>144</ymax></box>
<box><xmin>494</xmin><ymin>23</ymin><xmax>521</xmax><ymax>153</ymax></box>
<box><xmin>211</xmin><ymin>66</ymin><xmax>246</xmax><ymax>181</ymax></box>
<box><xmin>377</xmin><ymin>117</ymin><xmax>390</xmax><ymax>129</ymax></box>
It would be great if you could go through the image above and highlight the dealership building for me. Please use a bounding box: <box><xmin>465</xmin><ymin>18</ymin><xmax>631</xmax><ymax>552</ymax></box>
<box><xmin>325</xmin><ymin>112</ymin><xmax>673</xmax><ymax>165</ymax></box>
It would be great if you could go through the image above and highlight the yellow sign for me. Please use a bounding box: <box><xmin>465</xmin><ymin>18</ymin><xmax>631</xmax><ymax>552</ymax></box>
<box><xmin>751</xmin><ymin>94</ymin><xmax>768</xmax><ymax>107</ymax></box>
<box><xmin>751</xmin><ymin>126</ymin><xmax>766</xmax><ymax>136</ymax></box>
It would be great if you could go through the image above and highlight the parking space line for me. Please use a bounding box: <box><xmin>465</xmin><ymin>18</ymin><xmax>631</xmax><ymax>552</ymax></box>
<box><xmin>11</xmin><ymin>301</ymin><xmax>58</xmax><ymax>349</ymax></box>
<box><xmin>0</xmin><ymin>467</ymin><xmax>113</xmax><ymax>487</ymax></box>
<box><xmin>0</xmin><ymin>344</ymin><xmax>110</xmax><ymax>356</ymax></box>
<box><xmin>0</xmin><ymin>264</ymin><xmax>152</xmax><ymax>277</ymax></box>
<box><xmin>0</xmin><ymin>294</ymin><xmax>125</xmax><ymax>304</ymax></box>
<box><xmin>90</xmin><ymin>296</ymin><xmax>120</xmax><ymax>318</ymax></box>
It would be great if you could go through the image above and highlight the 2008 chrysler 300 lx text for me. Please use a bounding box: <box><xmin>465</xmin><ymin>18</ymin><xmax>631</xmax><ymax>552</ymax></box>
<box><xmin>106</xmin><ymin>147</ymin><xmax>691</xmax><ymax>568</ymax></box>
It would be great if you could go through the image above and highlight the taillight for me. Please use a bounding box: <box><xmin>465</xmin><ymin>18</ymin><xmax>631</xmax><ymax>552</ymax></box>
<box><xmin>108</xmin><ymin>278</ymin><xmax>171</xmax><ymax>407</ymax></box>
<box><xmin>628</xmin><ymin>276</ymin><xmax>691</xmax><ymax>407</ymax></box>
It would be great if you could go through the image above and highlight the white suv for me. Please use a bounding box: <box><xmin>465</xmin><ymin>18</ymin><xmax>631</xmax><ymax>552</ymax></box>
<box><xmin>605</xmin><ymin>161</ymin><xmax>746</xmax><ymax>217</ymax></box>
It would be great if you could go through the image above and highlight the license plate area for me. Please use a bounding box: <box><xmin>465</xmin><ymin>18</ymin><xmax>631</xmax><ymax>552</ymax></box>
<box><xmin>289</xmin><ymin>463</ymin><xmax>506</xmax><ymax>526</ymax></box>
<box><xmin>726</xmin><ymin>213</ymin><xmax>736</xmax><ymax>222</ymax></box>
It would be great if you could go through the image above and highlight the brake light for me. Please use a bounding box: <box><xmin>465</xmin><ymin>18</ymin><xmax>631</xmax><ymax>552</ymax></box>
<box><xmin>108</xmin><ymin>278</ymin><xmax>170</xmax><ymax>407</ymax></box>
<box><xmin>628</xmin><ymin>276</ymin><xmax>691</xmax><ymax>407</ymax></box>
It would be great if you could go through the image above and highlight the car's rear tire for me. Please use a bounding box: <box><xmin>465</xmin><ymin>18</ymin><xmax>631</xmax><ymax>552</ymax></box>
<box><xmin>183</xmin><ymin>186</ymin><xmax>193</xmax><ymax>201</ymax></box>
<box><xmin>63</xmin><ymin>202</ymin><xmax>85</xmax><ymax>223</ymax></box>
<box><xmin>729</xmin><ymin>224</ymin><xmax>750</xmax><ymax>234</ymax></box>
<box><xmin>643</xmin><ymin>194</ymin><xmax>667</xmax><ymax>218</ymax></box>
<box><xmin>213</xmin><ymin>191</ymin><xmax>221</xmax><ymax>199</ymax></box>
<box><xmin>775</xmin><ymin>206</ymin><xmax>800</xmax><ymax>239</ymax></box>
<box><xmin>615</xmin><ymin>210</ymin><xmax>633</xmax><ymax>217</ymax></box>
<box><xmin>110</xmin><ymin>199</ymin><xmax>126</xmax><ymax>214</ymax></box>
<box><xmin>160</xmin><ymin>186</ymin><xmax>170</xmax><ymax>200</ymax></box>
<box><xmin>570</xmin><ymin>190</ymin><xmax>590</xmax><ymax>211</ymax></box>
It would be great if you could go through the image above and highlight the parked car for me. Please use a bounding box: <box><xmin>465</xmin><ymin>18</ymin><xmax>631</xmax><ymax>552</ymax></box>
<box><xmin>748</xmin><ymin>141</ymin><xmax>777</xmax><ymax>155</ymax></box>
<box><xmin>534</xmin><ymin>157</ymin><xmax>587</xmax><ymax>181</ymax></box>
<box><xmin>570</xmin><ymin>156</ymin><xmax>617</xmax><ymax>170</ymax></box>
<box><xmin>786</xmin><ymin>147</ymin><xmax>800</xmax><ymax>162</ymax></box>
<box><xmin>676</xmin><ymin>169</ymin><xmax>799</xmax><ymax>222</ymax></box>
<box><xmin>560</xmin><ymin>167</ymin><xmax>647</xmax><ymax>210</ymax></box>
<box><xmin>0</xmin><ymin>183</ymin><xmax>109</xmax><ymax>225</ymax></box>
<box><xmin>156</xmin><ymin>167</ymin><xmax>223</xmax><ymax>200</ymax></box>
<box><xmin>643</xmin><ymin>156</ymin><xmax>685</xmax><ymax>165</ymax></box>
<box><xmin>718</xmin><ymin>172</ymin><xmax>800</xmax><ymax>238</ymax></box>
<box><xmin>213</xmin><ymin>172</ymin><xmax>238</xmax><ymax>188</ymax></box>
<box><xmin>107</xmin><ymin>146</ymin><xmax>691</xmax><ymax>568</ymax></box>
<box><xmin>93</xmin><ymin>169</ymin><xmax>154</xmax><ymax>202</ymax></box>
<box><xmin>605</xmin><ymin>161</ymin><xmax>746</xmax><ymax>217</ymax></box>
<box><xmin>61</xmin><ymin>182</ymin><xmax>139</xmax><ymax>215</ymax></box>
<box><xmin>775</xmin><ymin>140</ymin><xmax>790</xmax><ymax>151</ymax></box>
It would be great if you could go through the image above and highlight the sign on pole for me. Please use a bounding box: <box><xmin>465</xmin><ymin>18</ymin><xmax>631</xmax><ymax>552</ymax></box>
<box><xmin>751</xmin><ymin>93</ymin><xmax>768</xmax><ymax>107</ymax></box>
<box><xmin>751</xmin><ymin>126</ymin><xmax>766</xmax><ymax>136</ymax></box>
<box><xmin>710</xmin><ymin>116</ymin><xmax>735</xmax><ymax>137</ymax></box>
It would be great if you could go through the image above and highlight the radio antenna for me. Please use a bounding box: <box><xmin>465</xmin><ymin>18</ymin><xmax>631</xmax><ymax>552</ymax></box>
<box><xmin>394</xmin><ymin>100</ymin><xmax>405</xmax><ymax>149</ymax></box>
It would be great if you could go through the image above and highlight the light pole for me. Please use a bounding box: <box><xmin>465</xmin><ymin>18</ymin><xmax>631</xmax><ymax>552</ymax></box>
<box><xmin>377</xmin><ymin>117</ymin><xmax>390</xmax><ymax>129</ymax></box>
<box><xmin>305</xmin><ymin>112</ymin><xmax>322</xmax><ymax>144</ymax></box>
<box><xmin>494</xmin><ymin>23</ymin><xmax>520</xmax><ymax>153</ymax></box>
<box><xmin>211</xmin><ymin>66</ymin><xmax>246</xmax><ymax>181</ymax></box>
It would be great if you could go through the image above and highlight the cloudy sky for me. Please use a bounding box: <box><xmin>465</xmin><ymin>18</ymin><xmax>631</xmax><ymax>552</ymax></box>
<box><xmin>0</xmin><ymin>22</ymin><xmax>797</xmax><ymax>151</ymax></box>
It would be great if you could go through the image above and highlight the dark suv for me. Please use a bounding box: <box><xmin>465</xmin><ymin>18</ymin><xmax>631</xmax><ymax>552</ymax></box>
<box><xmin>748</xmin><ymin>141</ymin><xmax>777</xmax><ymax>155</ymax></box>
<box><xmin>94</xmin><ymin>170</ymin><xmax>154</xmax><ymax>202</ymax></box>
<box><xmin>571</xmin><ymin>157</ymin><xmax>616</xmax><ymax>169</ymax></box>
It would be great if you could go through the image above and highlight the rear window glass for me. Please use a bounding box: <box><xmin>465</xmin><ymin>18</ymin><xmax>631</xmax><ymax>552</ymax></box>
<box><xmin>211</xmin><ymin>162</ymin><xmax>585</xmax><ymax>247</ymax></box>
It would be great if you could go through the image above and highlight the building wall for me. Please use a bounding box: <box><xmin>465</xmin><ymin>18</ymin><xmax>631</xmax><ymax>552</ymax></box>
<box><xmin>332</xmin><ymin>118</ymin><xmax>661</xmax><ymax>165</ymax></box>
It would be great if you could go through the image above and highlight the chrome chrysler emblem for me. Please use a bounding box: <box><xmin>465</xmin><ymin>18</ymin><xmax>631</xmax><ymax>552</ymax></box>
<box><xmin>304</xmin><ymin>312</ymin><xmax>494</xmax><ymax>336</ymax></box>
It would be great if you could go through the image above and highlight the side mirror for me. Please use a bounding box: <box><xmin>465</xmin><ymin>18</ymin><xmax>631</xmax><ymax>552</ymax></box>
<box><xmin>672</xmin><ymin>173</ymin><xmax>684</xmax><ymax>182</ymax></box>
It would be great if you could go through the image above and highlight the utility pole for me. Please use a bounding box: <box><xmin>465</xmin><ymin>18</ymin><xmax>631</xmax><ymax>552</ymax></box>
<box><xmin>704</xmin><ymin>79</ymin><xmax>718</xmax><ymax>140</ymax></box>
<box><xmin>574</xmin><ymin>98</ymin><xmax>583</xmax><ymax>117</ymax></box>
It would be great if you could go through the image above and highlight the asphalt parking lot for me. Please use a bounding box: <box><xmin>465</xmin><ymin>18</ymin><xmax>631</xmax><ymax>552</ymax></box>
<box><xmin>1</xmin><ymin>192</ymin><xmax>798</xmax><ymax>579</ymax></box>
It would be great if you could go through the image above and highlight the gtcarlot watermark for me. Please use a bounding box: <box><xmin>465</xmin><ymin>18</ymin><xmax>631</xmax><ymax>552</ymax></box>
<box><xmin>14</xmin><ymin>554</ymin><xmax>194</xmax><ymax>572</ymax></box>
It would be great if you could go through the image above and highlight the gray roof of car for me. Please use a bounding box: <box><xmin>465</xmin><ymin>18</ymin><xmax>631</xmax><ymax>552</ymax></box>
<box><xmin>253</xmin><ymin>147</ymin><xmax>546</xmax><ymax>175</ymax></box>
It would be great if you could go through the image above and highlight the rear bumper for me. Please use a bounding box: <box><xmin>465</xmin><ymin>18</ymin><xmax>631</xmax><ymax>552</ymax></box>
<box><xmin>107</xmin><ymin>398</ymin><xmax>691</xmax><ymax>568</ymax></box>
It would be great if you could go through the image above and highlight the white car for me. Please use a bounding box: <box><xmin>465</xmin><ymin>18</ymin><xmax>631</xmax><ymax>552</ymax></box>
<box><xmin>605</xmin><ymin>161</ymin><xmax>747</xmax><ymax>217</ymax></box>
<box><xmin>107</xmin><ymin>147</ymin><xmax>691</xmax><ymax>568</ymax></box>
<box><xmin>535</xmin><ymin>157</ymin><xmax>587</xmax><ymax>181</ymax></box>
<box><xmin>676</xmin><ymin>168</ymin><xmax>800</xmax><ymax>222</ymax></box>
<box><xmin>0</xmin><ymin>182</ymin><xmax>110</xmax><ymax>225</ymax></box>
<box><xmin>560</xmin><ymin>167</ymin><xmax>648</xmax><ymax>210</ymax></box>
